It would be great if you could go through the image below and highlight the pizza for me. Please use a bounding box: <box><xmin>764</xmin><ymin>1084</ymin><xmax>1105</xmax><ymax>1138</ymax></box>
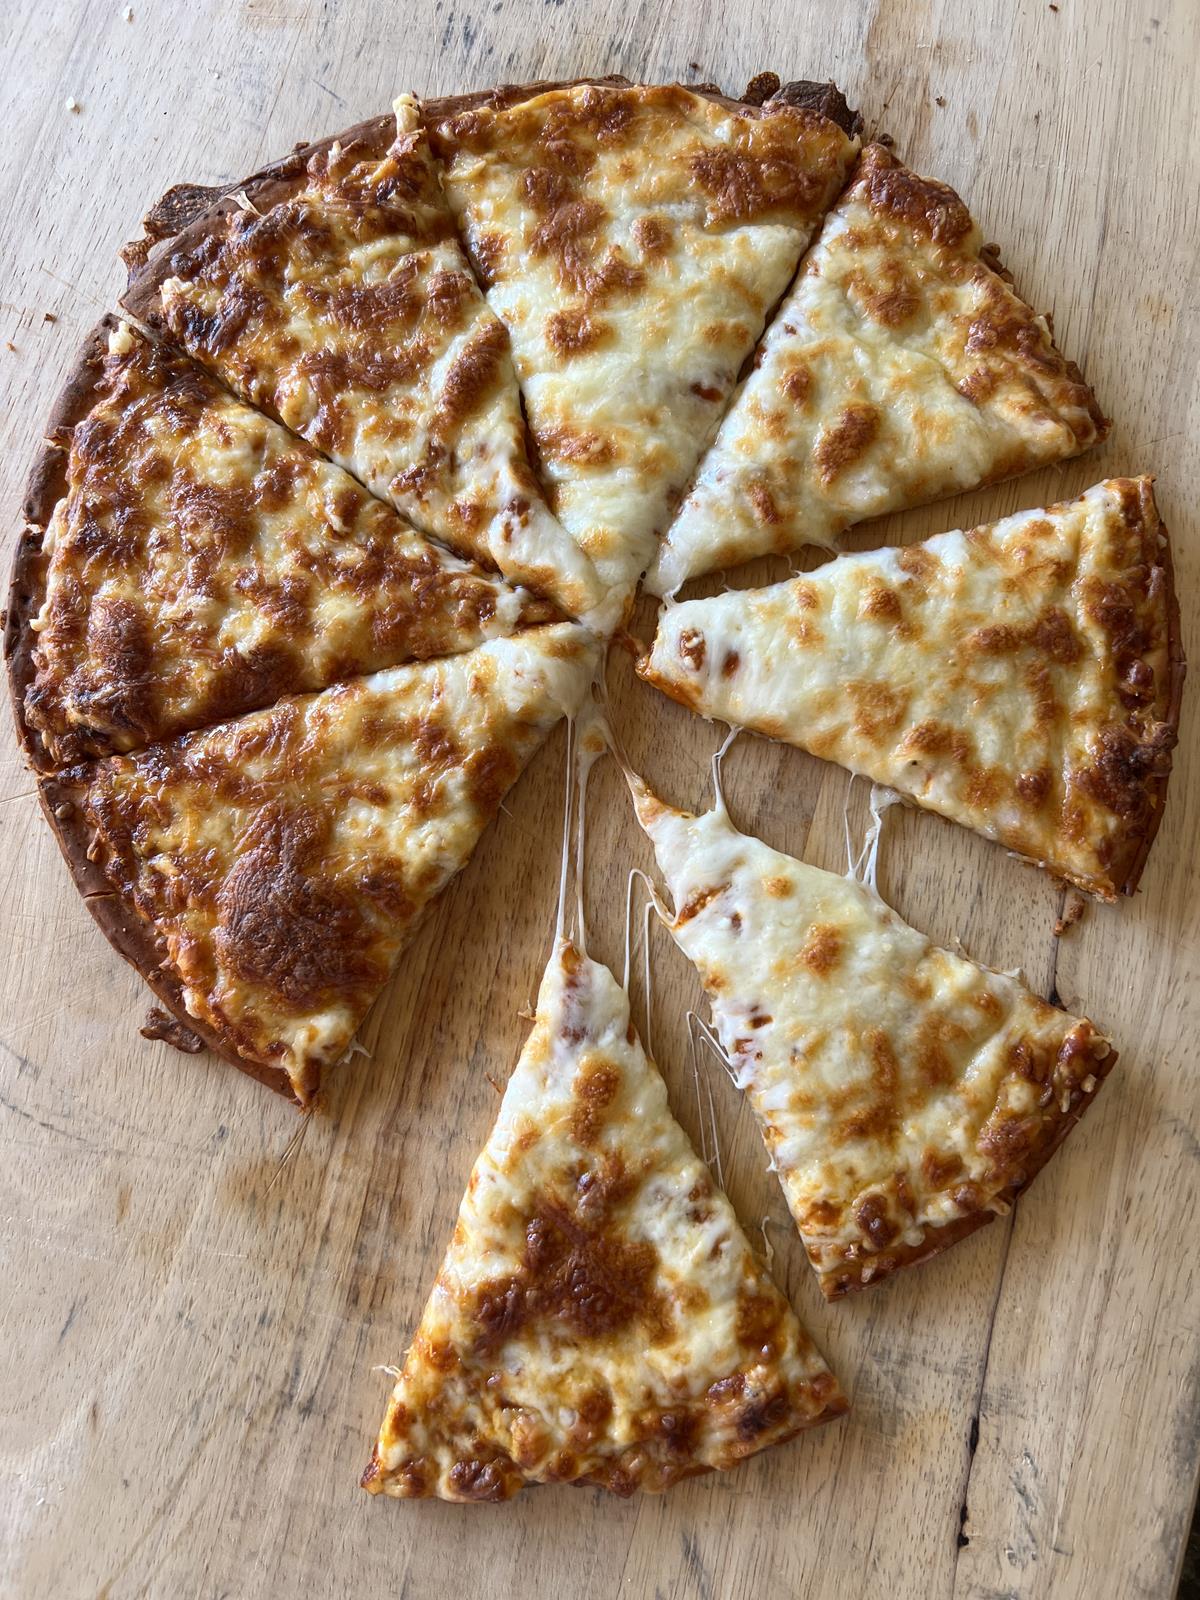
<box><xmin>640</xmin><ymin>478</ymin><xmax>1182</xmax><ymax>899</ymax></box>
<box><xmin>428</xmin><ymin>77</ymin><xmax>862</xmax><ymax>598</ymax></box>
<box><xmin>122</xmin><ymin>97</ymin><xmax>603</xmax><ymax>622</ymax></box>
<box><xmin>629</xmin><ymin>776</ymin><xmax>1117</xmax><ymax>1298</ymax></box>
<box><xmin>12</xmin><ymin>318</ymin><xmax>557</xmax><ymax>770</ymax></box>
<box><xmin>646</xmin><ymin>143</ymin><xmax>1108</xmax><ymax>596</ymax></box>
<box><xmin>40</xmin><ymin>623</ymin><xmax>597</xmax><ymax>1103</ymax></box>
<box><xmin>362</xmin><ymin>939</ymin><xmax>846</xmax><ymax>1500</ymax></box>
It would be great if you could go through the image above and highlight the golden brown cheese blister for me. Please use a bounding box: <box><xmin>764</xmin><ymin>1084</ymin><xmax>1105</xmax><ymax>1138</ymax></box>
<box><xmin>20</xmin><ymin>322</ymin><xmax>557</xmax><ymax>768</ymax></box>
<box><xmin>430</xmin><ymin>81</ymin><xmax>860</xmax><ymax>599</ymax></box>
<box><xmin>44</xmin><ymin>624</ymin><xmax>598</xmax><ymax>1103</ymax></box>
<box><xmin>641</xmin><ymin>479</ymin><xmax>1181</xmax><ymax>899</ymax></box>
<box><xmin>630</xmin><ymin>781</ymin><xmax>1117</xmax><ymax>1299</ymax></box>
<box><xmin>131</xmin><ymin>99</ymin><xmax>602</xmax><ymax>621</ymax></box>
<box><xmin>647</xmin><ymin>143</ymin><xmax>1108</xmax><ymax>595</ymax></box>
<box><xmin>363</xmin><ymin>940</ymin><xmax>845</xmax><ymax>1501</ymax></box>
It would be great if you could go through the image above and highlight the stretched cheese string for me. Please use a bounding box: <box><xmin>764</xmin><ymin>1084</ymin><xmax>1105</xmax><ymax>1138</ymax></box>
<box><xmin>686</xmin><ymin>1009</ymin><xmax>726</xmax><ymax>1191</ymax></box>
<box><xmin>843</xmin><ymin>774</ymin><xmax>901</xmax><ymax>895</ymax></box>
<box><xmin>552</xmin><ymin>709</ymin><xmax>576</xmax><ymax>950</ymax></box>
<box><xmin>710</xmin><ymin>724</ymin><xmax>741</xmax><ymax>816</ymax></box>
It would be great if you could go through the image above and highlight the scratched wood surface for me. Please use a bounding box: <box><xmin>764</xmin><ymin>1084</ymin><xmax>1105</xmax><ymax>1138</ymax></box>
<box><xmin>1</xmin><ymin>1</ymin><xmax>1197</xmax><ymax>1596</ymax></box>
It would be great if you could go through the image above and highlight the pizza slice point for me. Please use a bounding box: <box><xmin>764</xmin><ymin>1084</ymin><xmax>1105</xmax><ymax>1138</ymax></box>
<box><xmin>122</xmin><ymin>98</ymin><xmax>603</xmax><ymax>622</ymax></box>
<box><xmin>646</xmin><ymin>142</ymin><xmax>1109</xmax><ymax>596</ymax></box>
<box><xmin>627</xmin><ymin>777</ymin><xmax>1117</xmax><ymax>1298</ymax></box>
<box><xmin>640</xmin><ymin>478</ymin><xmax>1183</xmax><ymax>900</ymax></box>
<box><xmin>363</xmin><ymin>939</ymin><xmax>846</xmax><ymax>1501</ymax></box>
<box><xmin>11</xmin><ymin>318</ymin><xmax>560</xmax><ymax>770</ymax></box>
<box><xmin>41</xmin><ymin>623</ymin><xmax>599</xmax><ymax>1104</ymax></box>
<box><xmin>428</xmin><ymin>78</ymin><xmax>861</xmax><ymax>598</ymax></box>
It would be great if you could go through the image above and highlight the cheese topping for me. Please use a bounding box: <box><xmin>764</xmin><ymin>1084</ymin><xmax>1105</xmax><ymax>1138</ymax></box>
<box><xmin>647</xmin><ymin>144</ymin><xmax>1108</xmax><ymax>595</ymax></box>
<box><xmin>153</xmin><ymin>98</ymin><xmax>602</xmax><ymax>620</ymax></box>
<box><xmin>631</xmin><ymin>782</ymin><xmax>1115</xmax><ymax>1298</ymax></box>
<box><xmin>641</xmin><ymin>479</ymin><xmax>1178</xmax><ymax>899</ymax></box>
<box><xmin>60</xmin><ymin>624</ymin><xmax>597</xmax><ymax>1102</ymax></box>
<box><xmin>430</xmin><ymin>83</ymin><xmax>859</xmax><ymax>597</ymax></box>
<box><xmin>364</xmin><ymin>940</ymin><xmax>845</xmax><ymax>1501</ymax></box>
<box><xmin>24</xmin><ymin>324</ymin><xmax>555</xmax><ymax>767</ymax></box>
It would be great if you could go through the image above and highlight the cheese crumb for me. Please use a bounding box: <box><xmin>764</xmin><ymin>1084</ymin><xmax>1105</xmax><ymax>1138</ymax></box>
<box><xmin>123</xmin><ymin>3</ymin><xmax>133</xmax><ymax>16</ymax></box>
<box><xmin>65</xmin><ymin>98</ymin><xmax>81</xmax><ymax>113</ymax></box>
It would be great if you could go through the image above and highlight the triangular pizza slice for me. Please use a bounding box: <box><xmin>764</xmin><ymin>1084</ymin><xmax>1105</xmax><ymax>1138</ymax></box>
<box><xmin>12</xmin><ymin>319</ymin><xmax>557</xmax><ymax>769</ymax></box>
<box><xmin>647</xmin><ymin>143</ymin><xmax>1108</xmax><ymax>595</ymax></box>
<box><xmin>122</xmin><ymin>98</ymin><xmax>602</xmax><ymax>620</ymax></box>
<box><xmin>41</xmin><ymin>623</ymin><xmax>598</xmax><ymax>1104</ymax></box>
<box><xmin>429</xmin><ymin>77</ymin><xmax>861</xmax><ymax>598</ymax></box>
<box><xmin>363</xmin><ymin>939</ymin><xmax>845</xmax><ymax>1501</ymax></box>
<box><xmin>640</xmin><ymin>479</ymin><xmax>1182</xmax><ymax>899</ymax></box>
<box><xmin>630</xmin><ymin>778</ymin><xmax>1117</xmax><ymax>1299</ymax></box>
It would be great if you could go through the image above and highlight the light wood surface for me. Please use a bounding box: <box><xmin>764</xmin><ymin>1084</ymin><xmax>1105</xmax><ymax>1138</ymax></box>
<box><xmin>2</xmin><ymin>2</ymin><xmax>1197</xmax><ymax>1596</ymax></box>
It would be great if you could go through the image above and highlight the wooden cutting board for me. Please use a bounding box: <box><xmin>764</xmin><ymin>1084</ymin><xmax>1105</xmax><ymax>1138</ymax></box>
<box><xmin>2</xmin><ymin>2</ymin><xmax>1196</xmax><ymax>1596</ymax></box>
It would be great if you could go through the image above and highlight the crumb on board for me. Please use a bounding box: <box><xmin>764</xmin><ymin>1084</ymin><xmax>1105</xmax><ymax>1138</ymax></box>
<box><xmin>65</xmin><ymin>97</ymin><xmax>80</xmax><ymax>113</ymax></box>
<box><xmin>123</xmin><ymin>4</ymin><xmax>133</xmax><ymax>17</ymax></box>
<box><xmin>936</xmin><ymin>95</ymin><xmax>947</xmax><ymax>107</ymax></box>
<box><xmin>5</xmin><ymin>341</ymin><xmax>15</xmax><ymax>352</ymax></box>
<box><xmin>42</xmin><ymin>311</ymin><xmax>56</xmax><ymax>324</ymax></box>
<box><xmin>1054</xmin><ymin>890</ymin><xmax>1088</xmax><ymax>937</ymax></box>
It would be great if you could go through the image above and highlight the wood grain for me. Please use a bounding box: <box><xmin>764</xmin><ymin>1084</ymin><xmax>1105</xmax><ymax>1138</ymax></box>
<box><xmin>1</xmin><ymin>1</ymin><xmax>1196</xmax><ymax>1596</ymax></box>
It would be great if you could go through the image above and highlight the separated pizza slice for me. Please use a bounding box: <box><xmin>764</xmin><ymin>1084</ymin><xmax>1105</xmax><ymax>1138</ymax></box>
<box><xmin>121</xmin><ymin>99</ymin><xmax>602</xmax><ymax>621</ymax></box>
<box><xmin>9</xmin><ymin>318</ymin><xmax>558</xmax><ymax>771</ymax></box>
<box><xmin>428</xmin><ymin>77</ymin><xmax>861</xmax><ymax>598</ymax></box>
<box><xmin>629</xmin><ymin>778</ymin><xmax>1117</xmax><ymax>1299</ymax></box>
<box><xmin>640</xmin><ymin>479</ymin><xmax>1182</xmax><ymax>900</ymax></box>
<box><xmin>646</xmin><ymin>143</ymin><xmax>1108</xmax><ymax>596</ymax></box>
<box><xmin>363</xmin><ymin>939</ymin><xmax>845</xmax><ymax>1502</ymax></box>
<box><xmin>40</xmin><ymin>623</ymin><xmax>598</xmax><ymax>1104</ymax></box>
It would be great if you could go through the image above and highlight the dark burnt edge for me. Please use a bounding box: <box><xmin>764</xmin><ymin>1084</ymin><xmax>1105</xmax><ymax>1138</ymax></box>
<box><xmin>5</xmin><ymin>315</ymin><xmax>125</xmax><ymax>776</ymax></box>
<box><xmin>822</xmin><ymin>1035</ymin><xmax>1120</xmax><ymax>1300</ymax></box>
<box><xmin>34</xmin><ymin>765</ymin><xmax>301</xmax><ymax>1104</ymax></box>
<box><xmin>422</xmin><ymin>73</ymin><xmax>861</xmax><ymax>140</ymax></box>
<box><xmin>1114</xmin><ymin>485</ymin><xmax>1185</xmax><ymax>897</ymax></box>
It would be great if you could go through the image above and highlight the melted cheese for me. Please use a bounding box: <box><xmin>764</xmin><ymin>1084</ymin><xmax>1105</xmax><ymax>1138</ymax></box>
<box><xmin>641</xmin><ymin>479</ymin><xmax>1177</xmax><ymax>899</ymax></box>
<box><xmin>430</xmin><ymin>84</ymin><xmax>859</xmax><ymax>598</ymax></box>
<box><xmin>631</xmin><ymin>782</ymin><xmax>1114</xmax><ymax>1298</ymax></box>
<box><xmin>153</xmin><ymin>98</ymin><xmax>603</xmax><ymax>622</ymax></box>
<box><xmin>66</xmin><ymin>624</ymin><xmax>598</xmax><ymax>1102</ymax></box>
<box><xmin>24</xmin><ymin>324</ymin><xmax>555</xmax><ymax>766</ymax></box>
<box><xmin>646</xmin><ymin>144</ymin><xmax>1107</xmax><ymax>595</ymax></box>
<box><xmin>364</xmin><ymin>940</ymin><xmax>844</xmax><ymax>1500</ymax></box>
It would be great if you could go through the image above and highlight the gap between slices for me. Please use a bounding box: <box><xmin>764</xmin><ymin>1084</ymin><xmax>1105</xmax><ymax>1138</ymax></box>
<box><xmin>639</xmin><ymin>477</ymin><xmax>1183</xmax><ymax>900</ymax></box>
<box><xmin>620</xmin><ymin>759</ymin><xmax>1117</xmax><ymax>1299</ymax></box>
<box><xmin>428</xmin><ymin>79</ymin><xmax>862</xmax><ymax>599</ymax></box>
<box><xmin>363</xmin><ymin>695</ymin><xmax>845</xmax><ymax>1501</ymax></box>
<box><xmin>121</xmin><ymin>95</ymin><xmax>607</xmax><ymax>627</ymax></box>
<box><xmin>37</xmin><ymin>623</ymin><xmax>598</xmax><ymax>1104</ymax></box>
<box><xmin>12</xmin><ymin>317</ymin><xmax>563</xmax><ymax>769</ymax></box>
<box><xmin>646</xmin><ymin>142</ymin><xmax>1109</xmax><ymax>596</ymax></box>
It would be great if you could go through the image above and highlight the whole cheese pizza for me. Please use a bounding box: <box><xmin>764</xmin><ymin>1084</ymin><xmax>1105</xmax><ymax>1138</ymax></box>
<box><xmin>640</xmin><ymin>478</ymin><xmax>1182</xmax><ymax>899</ymax></box>
<box><xmin>429</xmin><ymin>77</ymin><xmax>861</xmax><ymax>597</ymax></box>
<box><xmin>647</xmin><ymin>143</ymin><xmax>1108</xmax><ymax>596</ymax></box>
<box><xmin>41</xmin><ymin>624</ymin><xmax>596</xmax><ymax>1103</ymax></box>
<box><xmin>122</xmin><ymin>96</ymin><xmax>604</xmax><ymax>622</ymax></box>
<box><xmin>630</xmin><ymin>775</ymin><xmax>1117</xmax><ymax>1297</ymax></box>
<box><xmin>363</xmin><ymin>939</ymin><xmax>845</xmax><ymax>1500</ymax></box>
<box><xmin>12</xmin><ymin>318</ymin><xmax>556</xmax><ymax>769</ymax></box>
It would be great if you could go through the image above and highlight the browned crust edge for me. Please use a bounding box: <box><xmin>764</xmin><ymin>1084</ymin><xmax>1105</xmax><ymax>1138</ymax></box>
<box><xmin>34</xmin><ymin>767</ymin><xmax>301</xmax><ymax>1104</ymax></box>
<box><xmin>119</xmin><ymin>113</ymin><xmax>396</xmax><ymax>325</ymax></box>
<box><xmin>1112</xmin><ymin>485</ymin><xmax>1185</xmax><ymax>897</ymax></box>
<box><xmin>5</xmin><ymin>315</ymin><xmax>123</xmax><ymax>775</ymax></box>
<box><xmin>819</xmin><ymin>1038</ymin><xmax>1119</xmax><ymax>1299</ymax></box>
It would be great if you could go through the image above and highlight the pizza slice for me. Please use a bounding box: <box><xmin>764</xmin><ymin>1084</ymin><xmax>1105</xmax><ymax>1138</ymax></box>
<box><xmin>646</xmin><ymin>143</ymin><xmax>1108</xmax><ymax>596</ymax></box>
<box><xmin>629</xmin><ymin>777</ymin><xmax>1117</xmax><ymax>1298</ymax></box>
<box><xmin>9</xmin><ymin>318</ymin><xmax>557</xmax><ymax>770</ymax></box>
<box><xmin>428</xmin><ymin>76</ymin><xmax>861</xmax><ymax>597</ymax></box>
<box><xmin>362</xmin><ymin>939</ymin><xmax>845</xmax><ymax>1501</ymax></box>
<box><xmin>121</xmin><ymin>98</ymin><xmax>602</xmax><ymax>621</ymax></box>
<box><xmin>640</xmin><ymin>479</ymin><xmax>1182</xmax><ymax>900</ymax></box>
<box><xmin>40</xmin><ymin>623</ymin><xmax>598</xmax><ymax>1104</ymax></box>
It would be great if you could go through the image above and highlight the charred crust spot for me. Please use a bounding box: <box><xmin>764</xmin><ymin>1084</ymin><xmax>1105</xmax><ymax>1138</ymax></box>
<box><xmin>814</xmin><ymin>403</ymin><xmax>880</xmax><ymax>483</ymax></box>
<box><xmin>748</xmin><ymin>482</ymin><xmax>780</xmax><ymax>525</ymax></box>
<box><xmin>848</xmin><ymin>680</ymin><xmax>910</xmax><ymax>741</ymax></box>
<box><xmin>676</xmin><ymin>882</ymin><xmax>724</xmax><ymax>924</ymax></box>
<box><xmin>848</xmin><ymin>261</ymin><xmax>921</xmax><ymax>328</ymax></box>
<box><xmin>690</xmin><ymin>144</ymin><xmax>825</xmax><ymax>226</ymax></box>
<box><xmin>139</xmin><ymin>1006</ymin><xmax>204</xmax><ymax>1053</ymax></box>
<box><xmin>781</xmin><ymin>362</ymin><xmax>813</xmax><ymax>407</ymax></box>
<box><xmin>736</xmin><ymin>1390</ymin><xmax>790</xmax><ymax>1441</ymax></box>
<box><xmin>448</xmin><ymin>1458</ymin><xmax>511</xmax><ymax>1501</ymax></box>
<box><xmin>677</xmin><ymin>628</ymin><xmax>707</xmax><ymax>671</ymax></box>
<box><xmin>434</xmin><ymin>318</ymin><xmax>509</xmax><ymax>435</ymax></box>
<box><xmin>1016</xmin><ymin>768</ymin><xmax>1052</xmax><ymax>809</ymax></box>
<box><xmin>853</xmin><ymin>1193</ymin><xmax>899</xmax><ymax>1249</ymax></box>
<box><xmin>736</xmin><ymin>1289</ymin><xmax>785</xmax><ymax>1357</ymax></box>
<box><xmin>1075</xmin><ymin>721</ymin><xmax>1176</xmax><ymax>821</ymax></box>
<box><xmin>465</xmin><ymin>744</ymin><xmax>520</xmax><ymax>813</ymax></box>
<box><xmin>632</xmin><ymin>215</ymin><xmax>671</xmax><ymax>255</ymax></box>
<box><xmin>922</xmin><ymin>1149</ymin><xmax>964</xmax><ymax>1190</ymax></box>
<box><xmin>533</xmin><ymin>424</ymin><xmax>615</xmax><ymax>466</ymax></box>
<box><xmin>860</xmin><ymin>580</ymin><xmax>902</xmax><ymax>623</ymax></box>
<box><xmin>721</xmin><ymin>649</ymin><xmax>740</xmax><ymax>678</ymax></box>
<box><xmin>546</xmin><ymin>307</ymin><xmax>608</xmax><ymax>356</ymax></box>
<box><xmin>570</xmin><ymin>1059</ymin><xmax>622</xmax><ymax>1146</ymax></box>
